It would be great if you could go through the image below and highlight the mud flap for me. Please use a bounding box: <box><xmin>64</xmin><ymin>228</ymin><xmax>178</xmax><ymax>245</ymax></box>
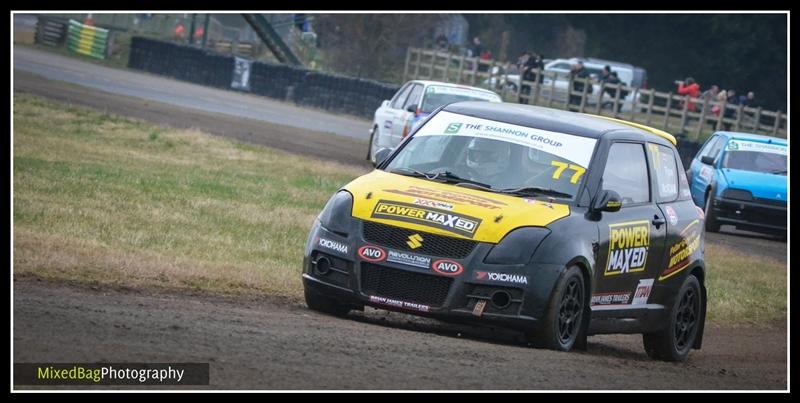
<box><xmin>693</xmin><ymin>283</ymin><xmax>707</xmax><ymax>349</ymax></box>
<box><xmin>574</xmin><ymin>305</ymin><xmax>591</xmax><ymax>351</ymax></box>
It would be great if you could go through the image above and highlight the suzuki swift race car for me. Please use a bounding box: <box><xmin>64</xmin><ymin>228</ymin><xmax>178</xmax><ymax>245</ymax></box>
<box><xmin>303</xmin><ymin>102</ymin><xmax>707</xmax><ymax>361</ymax></box>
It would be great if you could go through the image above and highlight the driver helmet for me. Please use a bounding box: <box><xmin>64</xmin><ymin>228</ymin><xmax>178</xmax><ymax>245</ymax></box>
<box><xmin>527</xmin><ymin>146</ymin><xmax>551</xmax><ymax>165</ymax></box>
<box><xmin>466</xmin><ymin>138</ymin><xmax>511</xmax><ymax>177</ymax></box>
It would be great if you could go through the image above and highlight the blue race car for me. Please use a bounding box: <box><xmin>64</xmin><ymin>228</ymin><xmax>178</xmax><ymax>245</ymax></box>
<box><xmin>686</xmin><ymin>132</ymin><xmax>787</xmax><ymax>236</ymax></box>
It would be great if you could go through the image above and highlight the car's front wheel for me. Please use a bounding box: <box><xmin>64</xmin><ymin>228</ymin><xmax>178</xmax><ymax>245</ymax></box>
<box><xmin>526</xmin><ymin>266</ymin><xmax>586</xmax><ymax>351</ymax></box>
<box><xmin>642</xmin><ymin>274</ymin><xmax>702</xmax><ymax>362</ymax></box>
<box><xmin>704</xmin><ymin>191</ymin><xmax>721</xmax><ymax>232</ymax></box>
<box><xmin>304</xmin><ymin>287</ymin><xmax>352</xmax><ymax>317</ymax></box>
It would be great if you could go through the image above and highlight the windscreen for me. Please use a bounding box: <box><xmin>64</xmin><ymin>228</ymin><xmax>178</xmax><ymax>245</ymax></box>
<box><xmin>420</xmin><ymin>86</ymin><xmax>501</xmax><ymax>113</ymax></box>
<box><xmin>720</xmin><ymin>139</ymin><xmax>787</xmax><ymax>175</ymax></box>
<box><xmin>384</xmin><ymin>111</ymin><xmax>598</xmax><ymax>200</ymax></box>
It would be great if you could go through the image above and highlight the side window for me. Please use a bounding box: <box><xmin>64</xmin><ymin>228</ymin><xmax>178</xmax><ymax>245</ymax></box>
<box><xmin>391</xmin><ymin>84</ymin><xmax>413</xmax><ymax>109</ymax></box>
<box><xmin>404</xmin><ymin>85</ymin><xmax>424</xmax><ymax>110</ymax></box>
<box><xmin>707</xmin><ymin>137</ymin><xmax>727</xmax><ymax>161</ymax></box>
<box><xmin>602</xmin><ymin>143</ymin><xmax>650</xmax><ymax>205</ymax></box>
<box><xmin>698</xmin><ymin>135</ymin><xmax>720</xmax><ymax>159</ymax></box>
<box><xmin>647</xmin><ymin>143</ymin><xmax>679</xmax><ymax>202</ymax></box>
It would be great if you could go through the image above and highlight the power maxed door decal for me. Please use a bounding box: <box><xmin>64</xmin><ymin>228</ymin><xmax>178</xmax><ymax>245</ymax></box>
<box><xmin>370</xmin><ymin>199</ymin><xmax>482</xmax><ymax>238</ymax></box>
<box><xmin>605</xmin><ymin>220</ymin><xmax>651</xmax><ymax>276</ymax></box>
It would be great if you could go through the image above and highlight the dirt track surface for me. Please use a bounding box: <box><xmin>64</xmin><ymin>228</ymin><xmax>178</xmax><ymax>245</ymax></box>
<box><xmin>13</xmin><ymin>279</ymin><xmax>786</xmax><ymax>390</ymax></box>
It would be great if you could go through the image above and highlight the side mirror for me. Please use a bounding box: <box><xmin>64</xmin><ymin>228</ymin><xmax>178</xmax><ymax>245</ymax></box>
<box><xmin>373</xmin><ymin>148</ymin><xmax>393</xmax><ymax>167</ymax></box>
<box><xmin>592</xmin><ymin>189</ymin><xmax>622</xmax><ymax>213</ymax></box>
<box><xmin>700</xmin><ymin>155</ymin><xmax>715</xmax><ymax>165</ymax></box>
<box><xmin>406</xmin><ymin>104</ymin><xmax>418</xmax><ymax>113</ymax></box>
<box><xmin>381</xmin><ymin>100</ymin><xmax>390</xmax><ymax>108</ymax></box>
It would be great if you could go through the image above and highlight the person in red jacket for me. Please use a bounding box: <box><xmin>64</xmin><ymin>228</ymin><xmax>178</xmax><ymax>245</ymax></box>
<box><xmin>677</xmin><ymin>77</ymin><xmax>701</xmax><ymax>111</ymax></box>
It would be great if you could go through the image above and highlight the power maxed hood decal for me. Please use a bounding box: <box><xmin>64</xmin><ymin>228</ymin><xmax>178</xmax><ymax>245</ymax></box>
<box><xmin>345</xmin><ymin>170</ymin><xmax>570</xmax><ymax>243</ymax></box>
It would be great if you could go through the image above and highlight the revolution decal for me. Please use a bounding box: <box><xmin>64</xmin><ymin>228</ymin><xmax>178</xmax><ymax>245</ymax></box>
<box><xmin>631</xmin><ymin>279</ymin><xmax>654</xmax><ymax>305</ymax></box>
<box><xmin>387</xmin><ymin>249</ymin><xmax>431</xmax><ymax>269</ymax></box>
<box><xmin>415</xmin><ymin>111</ymin><xmax>598</xmax><ymax>168</ymax></box>
<box><xmin>358</xmin><ymin>245</ymin><xmax>386</xmax><ymax>262</ymax></box>
<box><xmin>384</xmin><ymin>185</ymin><xmax>507</xmax><ymax>209</ymax></box>
<box><xmin>726</xmin><ymin>140</ymin><xmax>787</xmax><ymax>155</ymax></box>
<box><xmin>474</xmin><ymin>271</ymin><xmax>528</xmax><ymax>285</ymax></box>
<box><xmin>665</xmin><ymin>206</ymin><xmax>679</xmax><ymax>226</ymax></box>
<box><xmin>371</xmin><ymin>200</ymin><xmax>482</xmax><ymax>238</ymax></box>
<box><xmin>368</xmin><ymin>295</ymin><xmax>430</xmax><ymax>313</ymax></box>
<box><xmin>317</xmin><ymin>237</ymin><xmax>349</xmax><ymax>255</ymax></box>
<box><xmin>660</xmin><ymin>220</ymin><xmax>702</xmax><ymax>281</ymax></box>
<box><xmin>605</xmin><ymin>220</ymin><xmax>650</xmax><ymax>276</ymax></box>
<box><xmin>432</xmin><ymin>259</ymin><xmax>464</xmax><ymax>276</ymax></box>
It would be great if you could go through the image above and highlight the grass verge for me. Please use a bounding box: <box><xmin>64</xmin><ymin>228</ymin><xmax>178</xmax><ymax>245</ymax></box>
<box><xmin>13</xmin><ymin>93</ymin><xmax>786</xmax><ymax>325</ymax></box>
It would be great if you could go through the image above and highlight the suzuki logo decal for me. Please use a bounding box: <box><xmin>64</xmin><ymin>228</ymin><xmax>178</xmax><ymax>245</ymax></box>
<box><xmin>406</xmin><ymin>233</ymin><xmax>423</xmax><ymax>249</ymax></box>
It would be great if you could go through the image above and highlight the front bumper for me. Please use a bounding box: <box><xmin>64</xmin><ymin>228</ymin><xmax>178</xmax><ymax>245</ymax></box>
<box><xmin>303</xmin><ymin>219</ymin><xmax>563</xmax><ymax>332</ymax></box>
<box><xmin>712</xmin><ymin>196</ymin><xmax>787</xmax><ymax>232</ymax></box>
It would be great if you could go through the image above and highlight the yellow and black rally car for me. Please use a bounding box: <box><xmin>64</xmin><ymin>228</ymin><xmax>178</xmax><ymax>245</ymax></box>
<box><xmin>303</xmin><ymin>102</ymin><xmax>706</xmax><ymax>361</ymax></box>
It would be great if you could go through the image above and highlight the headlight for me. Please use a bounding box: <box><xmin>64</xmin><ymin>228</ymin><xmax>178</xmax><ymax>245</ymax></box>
<box><xmin>721</xmin><ymin>188</ymin><xmax>753</xmax><ymax>201</ymax></box>
<box><xmin>484</xmin><ymin>227</ymin><xmax>551</xmax><ymax>265</ymax></box>
<box><xmin>318</xmin><ymin>191</ymin><xmax>354</xmax><ymax>236</ymax></box>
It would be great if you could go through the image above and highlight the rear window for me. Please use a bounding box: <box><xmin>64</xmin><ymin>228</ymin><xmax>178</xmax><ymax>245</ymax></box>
<box><xmin>420</xmin><ymin>86</ymin><xmax>501</xmax><ymax>114</ymax></box>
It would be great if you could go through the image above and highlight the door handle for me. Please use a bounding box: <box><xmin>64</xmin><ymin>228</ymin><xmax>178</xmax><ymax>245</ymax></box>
<box><xmin>652</xmin><ymin>215</ymin><xmax>666</xmax><ymax>228</ymax></box>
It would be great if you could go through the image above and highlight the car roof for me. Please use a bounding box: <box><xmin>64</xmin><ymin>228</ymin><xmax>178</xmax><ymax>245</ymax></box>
<box><xmin>442</xmin><ymin>101</ymin><xmax>676</xmax><ymax>145</ymax></box>
<box><xmin>409</xmin><ymin>80</ymin><xmax>498</xmax><ymax>95</ymax></box>
<box><xmin>548</xmin><ymin>57</ymin><xmax>640</xmax><ymax>71</ymax></box>
<box><xmin>714</xmin><ymin>131</ymin><xmax>787</xmax><ymax>145</ymax></box>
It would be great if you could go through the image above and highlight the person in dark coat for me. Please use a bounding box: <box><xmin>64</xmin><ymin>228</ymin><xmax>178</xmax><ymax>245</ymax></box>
<box><xmin>568</xmin><ymin>61</ymin><xmax>592</xmax><ymax>109</ymax></box>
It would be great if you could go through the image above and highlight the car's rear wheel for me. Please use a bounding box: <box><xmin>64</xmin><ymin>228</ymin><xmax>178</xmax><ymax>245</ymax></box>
<box><xmin>526</xmin><ymin>266</ymin><xmax>585</xmax><ymax>351</ymax></box>
<box><xmin>704</xmin><ymin>191</ymin><xmax>720</xmax><ymax>232</ymax></box>
<box><xmin>304</xmin><ymin>286</ymin><xmax>351</xmax><ymax>317</ymax></box>
<box><xmin>643</xmin><ymin>274</ymin><xmax>702</xmax><ymax>362</ymax></box>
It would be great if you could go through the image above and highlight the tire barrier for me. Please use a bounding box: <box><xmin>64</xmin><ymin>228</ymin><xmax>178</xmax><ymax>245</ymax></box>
<box><xmin>67</xmin><ymin>19</ymin><xmax>109</xmax><ymax>59</ymax></box>
<box><xmin>128</xmin><ymin>37</ymin><xmax>400</xmax><ymax>119</ymax></box>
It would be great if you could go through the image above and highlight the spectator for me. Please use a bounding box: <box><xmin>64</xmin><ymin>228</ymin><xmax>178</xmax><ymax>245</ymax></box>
<box><xmin>598</xmin><ymin>65</ymin><xmax>612</xmax><ymax>84</ymax></box>
<box><xmin>677</xmin><ymin>77</ymin><xmax>701</xmax><ymax>111</ymax></box>
<box><xmin>569</xmin><ymin>61</ymin><xmax>593</xmax><ymax>109</ymax></box>
<box><xmin>701</xmin><ymin>84</ymin><xmax>720</xmax><ymax>101</ymax></box>
<box><xmin>603</xmin><ymin>71</ymin><xmax>626</xmax><ymax>112</ymax></box>
<box><xmin>708</xmin><ymin>89</ymin><xmax>727</xmax><ymax>129</ymax></box>
<box><xmin>740</xmin><ymin>91</ymin><xmax>756</xmax><ymax>107</ymax></box>
<box><xmin>469</xmin><ymin>36</ymin><xmax>483</xmax><ymax>58</ymax></box>
<box><xmin>533</xmin><ymin>53</ymin><xmax>545</xmax><ymax>84</ymax></box>
<box><xmin>519</xmin><ymin>51</ymin><xmax>543</xmax><ymax>104</ymax></box>
<box><xmin>435</xmin><ymin>34</ymin><xmax>449</xmax><ymax>51</ymax></box>
<box><xmin>173</xmin><ymin>22</ymin><xmax>186</xmax><ymax>42</ymax></box>
<box><xmin>723</xmin><ymin>89</ymin><xmax>739</xmax><ymax>130</ymax></box>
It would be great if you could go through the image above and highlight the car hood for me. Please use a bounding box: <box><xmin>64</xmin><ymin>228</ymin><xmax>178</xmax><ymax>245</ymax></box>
<box><xmin>344</xmin><ymin>170</ymin><xmax>571</xmax><ymax>244</ymax></box>
<box><xmin>721</xmin><ymin>168</ymin><xmax>787</xmax><ymax>201</ymax></box>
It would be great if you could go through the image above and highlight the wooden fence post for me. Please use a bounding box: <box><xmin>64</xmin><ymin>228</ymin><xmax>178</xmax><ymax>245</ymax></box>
<box><xmin>734</xmin><ymin>104</ymin><xmax>744</xmax><ymax>131</ymax></box>
<box><xmin>471</xmin><ymin>57</ymin><xmax>478</xmax><ymax>86</ymax></box>
<box><xmin>456</xmin><ymin>55</ymin><xmax>465</xmax><ymax>84</ymax></box>
<box><xmin>427</xmin><ymin>51</ymin><xmax>436</xmax><ymax>79</ymax></box>
<box><xmin>578</xmin><ymin>77</ymin><xmax>589</xmax><ymax>113</ymax></box>
<box><xmin>715</xmin><ymin>98</ymin><xmax>727</xmax><ymax>131</ymax></box>
<box><xmin>595</xmin><ymin>82</ymin><xmax>606</xmax><ymax>114</ymax></box>
<box><xmin>413</xmin><ymin>49</ymin><xmax>421</xmax><ymax>80</ymax></box>
<box><xmin>532</xmin><ymin>69</ymin><xmax>542</xmax><ymax>105</ymax></box>
<box><xmin>679</xmin><ymin>95</ymin><xmax>690</xmax><ymax>133</ymax></box>
<box><xmin>443</xmin><ymin>52</ymin><xmax>451</xmax><ymax>82</ymax></box>
<box><xmin>753</xmin><ymin>107</ymin><xmax>762</xmax><ymax>133</ymax></box>
<box><xmin>695</xmin><ymin>96</ymin><xmax>710</xmax><ymax>141</ymax></box>
<box><xmin>612</xmin><ymin>84</ymin><xmax>622</xmax><ymax>118</ymax></box>
<box><xmin>627</xmin><ymin>87</ymin><xmax>639</xmax><ymax>122</ymax></box>
<box><xmin>550</xmin><ymin>73</ymin><xmax>561</xmax><ymax>108</ymax></box>
<box><xmin>645</xmin><ymin>90</ymin><xmax>655</xmax><ymax>125</ymax></box>
<box><xmin>402</xmin><ymin>48</ymin><xmax>412</xmax><ymax>82</ymax></box>
<box><xmin>772</xmin><ymin>111</ymin><xmax>782</xmax><ymax>136</ymax></box>
<box><xmin>662</xmin><ymin>92</ymin><xmax>673</xmax><ymax>130</ymax></box>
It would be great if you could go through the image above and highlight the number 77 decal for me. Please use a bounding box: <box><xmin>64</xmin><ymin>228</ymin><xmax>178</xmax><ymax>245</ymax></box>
<box><xmin>550</xmin><ymin>161</ymin><xmax>587</xmax><ymax>184</ymax></box>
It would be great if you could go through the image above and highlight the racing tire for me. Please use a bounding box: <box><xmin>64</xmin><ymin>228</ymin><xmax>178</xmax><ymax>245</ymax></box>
<box><xmin>526</xmin><ymin>266</ymin><xmax>586</xmax><ymax>351</ymax></box>
<box><xmin>366</xmin><ymin>126</ymin><xmax>378</xmax><ymax>164</ymax></box>
<box><xmin>642</xmin><ymin>274</ymin><xmax>702</xmax><ymax>362</ymax></box>
<box><xmin>304</xmin><ymin>286</ymin><xmax>351</xmax><ymax>317</ymax></box>
<box><xmin>704</xmin><ymin>191</ymin><xmax>721</xmax><ymax>232</ymax></box>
